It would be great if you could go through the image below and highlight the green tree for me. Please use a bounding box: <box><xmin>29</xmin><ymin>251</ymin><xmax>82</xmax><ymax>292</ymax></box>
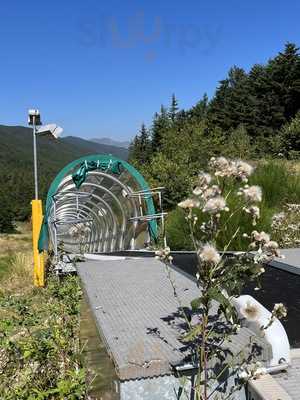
<box><xmin>151</xmin><ymin>105</ymin><xmax>169</xmax><ymax>152</ymax></box>
<box><xmin>224</xmin><ymin>124</ymin><xmax>253</xmax><ymax>159</ymax></box>
<box><xmin>268</xmin><ymin>42</ymin><xmax>300</xmax><ymax>121</ymax></box>
<box><xmin>143</xmin><ymin>119</ymin><xmax>225</xmax><ymax>207</ymax></box>
<box><xmin>208</xmin><ymin>43</ymin><xmax>300</xmax><ymax>145</ymax></box>
<box><xmin>0</xmin><ymin>191</ymin><xmax>15</xmax><ymax>233</ymax></box>
<box><xmin>190</xmin><ymin>93</ymin><xmax>209</xmax><ymax>120</ymax></box>
<box><xmin>279</xmin><ymin>112</ymin><xmax>300</xmax><ymax>159</ymax></box>
<box><xmin>169</xmin><ymin>93</ymin><xmax>179</xmax><ymax>122</ymax></box>
<box><xmin>128</xmin><ymin>123</ymin><xmax>151</xmax><ymax>166</ymax></box>
<box><xmin>208</xmin><ymin>67</ymin><xmax>250</xmax><ymax>132</ymax></box>
<box><xmin>139</xmin><ymin>123</ymin><xmax>151</xmax><ymax>163</ymax></box>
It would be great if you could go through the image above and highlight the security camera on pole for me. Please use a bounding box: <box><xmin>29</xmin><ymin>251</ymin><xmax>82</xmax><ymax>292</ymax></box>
<box><xmin>28</xmin><ymin>109</ymin><xmax>63</xmax><ymax>287</ymax></box>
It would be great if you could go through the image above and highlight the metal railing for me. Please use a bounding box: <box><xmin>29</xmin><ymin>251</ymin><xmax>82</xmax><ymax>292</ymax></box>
<box><xmin>47</xmin><ymin>172</ymin><xmax>167</xmax><ymax>257</ymax></box>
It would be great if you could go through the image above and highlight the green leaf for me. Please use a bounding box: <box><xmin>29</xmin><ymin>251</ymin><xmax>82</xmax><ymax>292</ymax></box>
<box><xmin>23</xmin><ymin>349</ymin><xmax>32</xmax><ymax>358</ymax></box>
<box><xmin>207</xmin><ymin>288</ymin><xmax>237</xmax><ymax>322</ymax></box>
<box><xmin>191</xmin><ymin>297</ymin><xmax>202</xmax><ymax>310</ymax></box>
<box><xmin>182</xmin><ymin>324</ymin><xmax>203</xmax><ymax>342</ymax></box>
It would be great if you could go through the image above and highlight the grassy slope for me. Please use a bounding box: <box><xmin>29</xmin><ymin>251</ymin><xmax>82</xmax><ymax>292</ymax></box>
<box><xmin>166</xmin><ymin>160</ymin><xmax>300</xmax><ymax>251</ymax></box>
<box><xmin>0</xmin><ymin>227</ymin><xmax>93</xmax><ymax>400</ymax></box>
<box><xmin>0</xmin><ymin>223</ymin><xmax>32</xmax><ymax>278</ymax></box>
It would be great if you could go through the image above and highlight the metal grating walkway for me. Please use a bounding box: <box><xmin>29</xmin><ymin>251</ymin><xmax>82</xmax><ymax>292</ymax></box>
<box><xmin>77</xmin><ymin>256</ymin><xmax>271</xmax><ymax>381</ymax></box>
<box><xmin>272</xmin><ymin>356</ymin><xmax>300</xmax><ymax>399</ymax></box>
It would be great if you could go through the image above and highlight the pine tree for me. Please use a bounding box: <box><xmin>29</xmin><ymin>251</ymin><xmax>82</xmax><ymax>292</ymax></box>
<box><xmin>191</xmin><ymin>93</ymin><xmax>209</xmax><ymax>120</ymax></box>
<box><xmin>169</xmin><ymin>94</ymin><xmax>179</xmax><ymax>122</ymax></box>
<box><xmin>0</xmin><ymin>191</ymin><xmax>15</xmax><ymax>233</ymax></box>
<box><xmin>208</xmin><ymin>67</ymin><xmax>251</xmax><ymax>132</ymax></box>
<box><xmin>152</xmin><ymin>105</ymin><xmax>169</xmax><ymax>152</ymax></box>
<box><xmin>139</xmin><ymin>123</ymin><xmax>151</xmax><ymax>163</ymax></box>
<box><xmin>224</xmin><ymin>125</ymin><xmax>253</xmax><ymax>159</ymax></box>
<box><xmin>128</xmin><ymin>135</ymin><xmax>140</xmax><ymax>164</ymax></box>
<box><xmin>279</xmin><ymin>112</ymin><xmax>300</xmax><ymax>158</ymax></box>
<box><xmin>128</xmin><ymin>123</ymin><xmax>151</xmax><ymax>165</ymax></box>
<box><xmin>268</xmin><ymin>42</ymin><xmax>300</xmax><ymax>121</ymax></box>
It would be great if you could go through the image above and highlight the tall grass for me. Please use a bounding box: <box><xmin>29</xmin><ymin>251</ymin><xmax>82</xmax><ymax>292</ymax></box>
<box><xmin>0</xmin><ymin>252</ymin><xmax>33</xmax><ymax>293</ymax></box>
<box><xmin>250</xmin><ymin>160</ymin><xmax>300</xmax><ymax>207</ymax></box>
<box><xmin>0</xmin><ymin>223</ymin><xmax>33</xmax><ymax>291</ymax></box>
<box><xmin>166</xmin><ymin>160</ymin><xmax>300</xmax><ymax>251</ymax></box>
<box><xmin>0</xmin><ymin>227</ymin><xmax>88</xmax><ymax>399</ymax></box>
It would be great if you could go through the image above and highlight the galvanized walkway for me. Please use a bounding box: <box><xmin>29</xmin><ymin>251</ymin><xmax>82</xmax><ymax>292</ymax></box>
<box><xmin>77</xmin><ymin>256</ymin><xmax>271</xmax><ymax>381</ymax></box>
<box><xmin>272</xmin><ymin>351</ymin><xmax>300</xmax><ymax>400</ymax></box>
<box><xmin>249</xmin><ymin>351</ymin><xmax>300</xmax><ymax>400</ymax></box>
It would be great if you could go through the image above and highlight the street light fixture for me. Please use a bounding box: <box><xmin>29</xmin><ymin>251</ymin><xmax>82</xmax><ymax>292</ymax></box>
<box><xmin>36</xmin><ymin>124</ymin><xmax>63</xmax><ymax>139</ymax></box>
<box><xmin>28</xmin><ymin>109</ymin><xmax>63</xmax><ymax>199</ymax></box>
<box><xmin>28</xmin><ymin>109</ymin><xmax>63</xmax><ymax>287</ymax></box>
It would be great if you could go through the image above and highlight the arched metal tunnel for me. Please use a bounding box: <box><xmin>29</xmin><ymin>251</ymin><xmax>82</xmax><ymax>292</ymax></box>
<box><xmin>38</xmin><ymin>155</ymin><xmax>165</xmax><ymax>256</ymax></box>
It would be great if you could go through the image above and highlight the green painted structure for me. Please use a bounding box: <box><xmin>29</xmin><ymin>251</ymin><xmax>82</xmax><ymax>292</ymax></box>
<box><xmin>39</xmin><ymin>154</ymin><xmax>158</xmax><ymax>252</ymax></box>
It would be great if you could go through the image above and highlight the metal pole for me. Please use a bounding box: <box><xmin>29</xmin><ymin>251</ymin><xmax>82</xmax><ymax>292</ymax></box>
<box><xmin>32</xmin><ymin>116</ymin><xmax>39</xmax><ymax>199</ymax></box>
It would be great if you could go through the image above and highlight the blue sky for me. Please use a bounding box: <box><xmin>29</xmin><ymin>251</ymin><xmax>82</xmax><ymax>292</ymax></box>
<box><xmin>1</xmin><ymin>0</ymin><xmax>300</xmax><ymax>141</ymax></box>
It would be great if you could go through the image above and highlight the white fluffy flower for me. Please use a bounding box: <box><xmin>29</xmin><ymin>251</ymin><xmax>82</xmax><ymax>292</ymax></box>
<box><xmin>202</xmin><ymin>185</ymin><xmax>221</xmax><ymax>200</ymax></box>
<box><xmin>240</xmin><ymin>301</ymin><xmax>261</xmax><ymax>321</ymax></box>
<box><xmin>210</xmin><ymin>157</ymin><xmax>254</xmax><ymax>182</ymax></box>
<box><xmin>211</xmin><ymin>157</ymin><xmax>237</xmax><ymax>178</ymax></box>
<box><xmin>198</xmin><ymin>244</ymin><xmax>221</xmax><ymax>265</ymax></box>
<box><xmin>241</xmin><ymin>185</ymin><xmax>262</xmax><ymax>203</ymax></box>
<box><xmin>238</xmin><ymin>369</ymin><xmax>250</xmax><ymax>381</ymax></box>
<box><xmin>235</xmin><ymin>160</ymin><xmax>254</xmax><ymax>182</ymax></box>
<box><xmin>271</xmin><ymin>211</ymin><xmax>285</xmax><ymax>226</ymax></box>
<box><xmin>203</xmin><ymin>196</ymin><xmax>228</xmax><ymax>214</ymax></box>
<box><xmin>253</xmin><ymin>367</ymin><xmax>267</xmax><ymax>378</ymax></box>
<box><xmin>239</xmin><ymin>362</ymin><xmax>267</xmax><ymax>381</ymax></box>
<box><xmin>243</xmin><ymin>205</ymin><xmax>260</xmax><ymax>225</ymax></box>
<box><xmin>252</xmin><ymin>231</ymin><xmax>270</xmax><ymax>243</ymax></box>
<box><xmin>251</xmin><ymin>205</ymin><xmax>260</xmax><ymax>217</ymax></box>
<box><xmin>155</xmin><ymin>247</ymin><xmax>173</xmax><ymax>262</ymax></box>
<box><xmin>198</xmin><ymin>172</ymin><xmax>212</xmax><ymax>187</ymax></box>
<box><xmin>178</xmin><ymin>198</ymin><xmax>199</xmax><ymax>209</ymax></box>
<box><xmin>193</xmin><ymin>186</ymin><xmax>202</xmax><ymax>196</ymax></box>
<box><xmin>264</xmin><ymin>240</ymin><xmax>279</xmax><ymax>250</ymax></box>
<box><xmin>272</xmin><ymin>303</ymin><xmax>287</xmax><ymax>318</ymax></box>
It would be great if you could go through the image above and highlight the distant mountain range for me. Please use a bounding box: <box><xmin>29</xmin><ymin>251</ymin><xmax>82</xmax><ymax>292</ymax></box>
<box><xmin>0</xmin><ymin>125</ymin><xmax>130</xmax><ymax>220</ymax></box>
<box><xmin>62</xmin><ymin>136</ymin><xmax>129</xmax><ymax>159</ymax></box>
<box><xmin>90</xmin><ymin>137</ymin><xmax>130</xmax><ymax>149</ymax></box>
<box><xmin>0</xmin><ymin>126</ymin><xmax>129</xmax><ymax>167</ymax></box>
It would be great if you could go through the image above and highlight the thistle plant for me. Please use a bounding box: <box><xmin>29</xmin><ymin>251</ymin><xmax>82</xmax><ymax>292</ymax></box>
<box><xmin>156</xmin><ymin>156</ymin><xmax>287</xmax><ymax>400</ymax></box>
<box><xmin>68</xmin><ymin>222</ymin><xmax>91</xmax><ymax>255</ymax></box>
<box><xmin>271</xmin><ymin>203</ymin><xmax>300</xmax><ymax>248</ymax></box>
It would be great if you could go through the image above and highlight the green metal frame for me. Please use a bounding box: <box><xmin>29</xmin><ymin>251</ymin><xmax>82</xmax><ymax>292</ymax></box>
<box><xmin>39</xmin><ymin>154</ymin><xmax>158</xmax><ymax>251</ymax></box>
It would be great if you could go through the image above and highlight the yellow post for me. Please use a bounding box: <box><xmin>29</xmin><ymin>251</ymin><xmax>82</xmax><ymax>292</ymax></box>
<box><xmin>32</xmin><ymin>199</ymin><xmax>45</xmax><ymax>287</ymax></box>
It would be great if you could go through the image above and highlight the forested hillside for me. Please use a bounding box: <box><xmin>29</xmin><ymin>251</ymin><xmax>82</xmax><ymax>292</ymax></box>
<box><xmin>0</xmin><ymin>126</ymin><xmax>128</xmax><ymax>231</ymax></box>
<box><xmin>2</xmin><ymin>43</ymin><xmax>300</xmax><ymax>233</ymax></box>
<box><xmin>129</xmin><ymin>43</ymin><xmax>300</xmax><ymax>207</ymax></box>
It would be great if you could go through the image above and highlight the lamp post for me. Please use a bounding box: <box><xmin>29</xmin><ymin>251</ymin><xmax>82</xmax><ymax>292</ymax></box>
<box><xmin>28</xmin><ymin>110</ymin><xmax>63</xmax><ymax>199</ymax></box>
<box><xmin>28</xmin><ymin>109</ymin><xmax>63</xmax><ymax>287</ymax></box>
<box><xmin>28</xmin><ymin>109</ymin><xmax>41</xmax><ymax>199</ymax></box>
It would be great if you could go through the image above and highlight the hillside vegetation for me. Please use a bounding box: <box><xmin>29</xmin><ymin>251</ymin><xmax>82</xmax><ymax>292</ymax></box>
<box><xmin>128</xmin><ymin>43</ymin><xmax>300</xmax><ymax>250</ymax></box>
<box><xmin>129</xmin><ymin>43</ymin><xmax>300</xmax><ymax>204</ymax></box>
<box><xmin>0</xmin><ymin>225</ymin><xmax>90</xmax><ymax>399</ymax></box>
<box><xmin>0</xmin><ymin>126</ymin><xmax>128</xmax><ymax>231</ymax></box>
